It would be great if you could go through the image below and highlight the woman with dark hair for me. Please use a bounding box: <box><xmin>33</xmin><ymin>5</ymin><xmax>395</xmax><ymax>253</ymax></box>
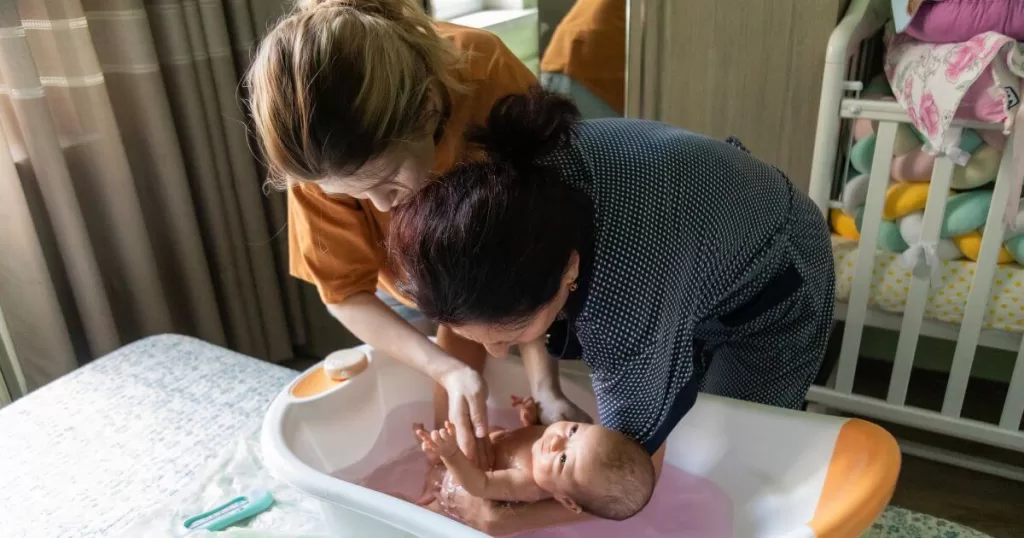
<box><xmin>388</xmin><ymin>87</ymin><xmax>835</xmax><ymax>533</ymax></box>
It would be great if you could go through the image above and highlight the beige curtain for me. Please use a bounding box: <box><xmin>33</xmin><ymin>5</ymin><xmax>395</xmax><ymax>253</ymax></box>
<box><xmin>0</xmin><ymin>0</ymin><xmax>337</xmax><ymax>392</ymax></box>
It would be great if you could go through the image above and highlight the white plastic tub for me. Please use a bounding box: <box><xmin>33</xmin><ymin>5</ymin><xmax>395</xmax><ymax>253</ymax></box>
<box><xmin>261</xmin><ymin>347</ymin><xmax>899</xmax><ymax>537</ymax></box>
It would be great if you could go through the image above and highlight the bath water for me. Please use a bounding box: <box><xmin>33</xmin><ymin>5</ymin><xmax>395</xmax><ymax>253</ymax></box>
<box><xmin>333</xmin><ymin>402</ymin><xmax>733</xmax><ymax>537</ymax></box>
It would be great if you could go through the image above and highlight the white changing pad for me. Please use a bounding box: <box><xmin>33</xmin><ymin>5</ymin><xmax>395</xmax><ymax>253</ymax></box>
<box><xmin>113</xmin><ymin>430</ymin><xmax>328</xmax><ymax>538</ymax></box>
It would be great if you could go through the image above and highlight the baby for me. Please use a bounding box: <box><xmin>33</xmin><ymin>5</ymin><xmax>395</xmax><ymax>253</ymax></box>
<box><xmin>414</xmin><ymin>396</ymin><xmax>655</xmax><ymax>521</ymax></box>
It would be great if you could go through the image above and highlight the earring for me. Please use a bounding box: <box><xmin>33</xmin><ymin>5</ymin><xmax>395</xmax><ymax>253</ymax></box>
<box><xmin>568</xmin><ymin>280</ymin><xmax>578</xmax><ymax>292</ymax></box>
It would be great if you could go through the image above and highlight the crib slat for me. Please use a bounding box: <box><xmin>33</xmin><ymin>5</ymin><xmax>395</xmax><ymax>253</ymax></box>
<box><xmin>836</xmin><ymin>121</ymin><xmax>899</xmax><ymax>393</ymax></box>
<box><xmin>888</xmin><ymin>140</ymin><xmax>958</xmax><ymax>406</ymax></box>
<box><xmin>999</xmin><ymin>338</ymin><xmax>1024</xmax><ymax>430</ymax></box>
<box><xmin>942</xmin><ymin>144</ymin><xmax>1015</xmax><ymax>417</ymax></box>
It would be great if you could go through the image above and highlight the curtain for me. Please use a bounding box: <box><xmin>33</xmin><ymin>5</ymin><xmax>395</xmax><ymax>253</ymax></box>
<box><xmin>0</xmin><ymin>0</ymin><xmax>340</xmax><ymax>392</ymax></box>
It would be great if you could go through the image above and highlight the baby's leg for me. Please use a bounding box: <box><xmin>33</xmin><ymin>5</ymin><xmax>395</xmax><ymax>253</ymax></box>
<box><xmin>414</xmin><ymin>463</ymin><xmax>448</xmax><ymax>506</ymax></box>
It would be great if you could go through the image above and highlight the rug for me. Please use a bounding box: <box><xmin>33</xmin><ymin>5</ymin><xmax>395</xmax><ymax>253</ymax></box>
<box><xmin>864</xmin><ymin>506</ymin><xmax>993</xmax><ymax>537</ymax></box>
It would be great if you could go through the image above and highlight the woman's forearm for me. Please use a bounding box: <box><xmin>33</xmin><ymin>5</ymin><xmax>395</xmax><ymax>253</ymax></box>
<box><xmin>520</xmin><ymin>337</ymin><xmax>561</xmax><ymax>396</ymax></box>
<box><xmin>327</xmin><ymin>292</ymin><xmax>462</xmax><ymax>382</ymax></box>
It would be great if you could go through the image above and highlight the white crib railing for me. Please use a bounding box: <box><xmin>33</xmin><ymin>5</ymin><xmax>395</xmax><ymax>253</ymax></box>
<box><xmin>808</xmin><ymin>0</ymin><xmax>1024</xmax><ymax>480</ymax></box>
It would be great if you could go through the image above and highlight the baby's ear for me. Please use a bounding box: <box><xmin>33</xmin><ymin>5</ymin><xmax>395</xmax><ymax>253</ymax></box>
<box><xmin>555</xmin><ymin>495</ymin><xmax>582</xmax><ymax>514</ymax></box>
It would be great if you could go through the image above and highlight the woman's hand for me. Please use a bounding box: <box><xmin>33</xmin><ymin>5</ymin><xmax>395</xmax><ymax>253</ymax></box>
<box><xmin>511</xmin><ymin>395</ymin><xmax>540</xmax><ymax>426</ymax></box>
<box><xmin>438</xmin><ymin>365</ymin><xmax>494</xmax><ymax>469</ymax></box>
<box><xmin>534</xmin><ymin>390</ymin><xmax>593</xmax><ymax>425</ymax></box>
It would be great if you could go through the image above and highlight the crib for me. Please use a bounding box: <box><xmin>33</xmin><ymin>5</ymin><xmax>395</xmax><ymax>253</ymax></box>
<box><xmin>807</xmin><ymin>0</ymin><xmax>1024</xmax><ymax>479</ymax></box>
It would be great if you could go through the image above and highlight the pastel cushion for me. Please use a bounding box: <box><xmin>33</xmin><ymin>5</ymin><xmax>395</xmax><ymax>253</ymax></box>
<box><xmin>941</xmin><ymin>190</ymin><xmax>992</xmax><ymax>238</ymax></box>
<box><xmin>892</xmin><ymin>135</ymin><xmax>995</xmax><ymax>184</ymax></box>
<box><xmin>830</xmin><ymin>208</ymin><xmax>859</xmax><ymax>240</ymax></box>
<box><xmin>855</xmin><ymin>208</ymin><xmax>909</xmax><ymax>253</ymax></box>
<box><xmin>912</xmin><ymin>128</ymin><xmax>983</xmax><ymax>155</ymax></box>
<box><xmin>890</xmin><ymin>149</ymin><xmax>936</xmax><ymax>181</ymax></box>
<box><xmin>953</xmin><ymin>231</ymin><xmax>1015</xmax><ymax>264</ymax></box>
<box><xmin>978</xmin><ymin>129</ymin><xmax>1007</xmax><ymax>152</ymax></box>
<box><xmin>850</xmin><ymin>134</ymin><xmax>876</xmax><ymax>173</ymax></box>
<box><xmin>853</xmin><ymin>117</ymin><xmax>875</xmax><ymax>141</ymax></box>
<box><xmin>849</xmin><ymin>124</ymin><xmax>920</xmax><ymax>168</ymax></box>
<box><xmin>897</xmin><ymin>211</ymin><xmax>963</xmax><ymax>261</ymax></box>
<box><xmin>884</xmin><ymin>182</ymin><xmax>947</xmax><ymax>220</ymax></box>
<box><xmin>1007</xmin><ymin>206</ymin><xmax>1024</xmax><ymax>240</ymax></box>
<box><xmin>950</xmin><ymin>144</ymin><xmax>1001</xmax><ymax>189</ymax></box>
<box><xmin>840</xmin><ymin>174</ymin><xmax>870</xmax><ymax>215</ymax></box>
<box><xmin>864</xmin><ymin>74</ymin><xmax>891</xmax><ymax>96</ymax></box>
<box><xmin>892</xmin><ymin>124</ymin><xmax>925</xmax><ymax>155</ymax></box>
<box><xmin>906</xmin><ymin>1</ymin><xmax>1024</xmax><ymax>43</ymax></box>
<box><xmin>1007</xmin><ymin>235</ymin><xmax>1024</xmax><ymax>265</ymax></box>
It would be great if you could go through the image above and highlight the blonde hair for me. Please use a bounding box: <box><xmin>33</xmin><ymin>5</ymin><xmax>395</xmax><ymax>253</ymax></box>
<box><xmin>246</xmin><ymin>0</ymin><xmax>465</xmax><ymax>189</ymax></box>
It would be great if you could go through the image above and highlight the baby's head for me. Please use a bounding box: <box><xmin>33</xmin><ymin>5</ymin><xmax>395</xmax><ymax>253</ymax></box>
<box><xmin>530</xmin><ymin>422</ymin><xmax>655</xmax><ymax>520</ymax></box>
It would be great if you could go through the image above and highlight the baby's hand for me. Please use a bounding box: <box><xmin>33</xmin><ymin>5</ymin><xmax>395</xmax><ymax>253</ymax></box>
<box><xmin>511</xmin><ymin>395</ymin><xmax>540</xmax><ymax>426</ymax></box>
<box><xmin>416</xmin><ymin>421</ymin><xmax>460</xmax><ymax>459</ymax></box>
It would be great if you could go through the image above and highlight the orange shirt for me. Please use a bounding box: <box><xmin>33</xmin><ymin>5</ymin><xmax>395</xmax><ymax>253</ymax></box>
<box><xmin>540</xmin><ymin>0</ymin><xmax>626</xmax><ymax>114</ymax></box>
<box><xmin>288</xmin><ymin>22</ymin><xmax>537</xmax><ymax>306</ymax></box>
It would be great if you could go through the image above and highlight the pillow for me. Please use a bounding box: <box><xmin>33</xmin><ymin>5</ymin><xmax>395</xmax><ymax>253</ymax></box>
<box><xmin>850</xmin><ymin>134</ymin><xmax>876</xmax><ymax>174</ymax></box>
<box><xmin>830</xmin><ymin>208</ymin><xmax>859</xmax><ymax>240</ymax></box>
<box><xmin>904</xmin><ymin>1</ymin><xmax>1024</xmax><ymax>43</ymax></box>
<box><xmin>950</xmin><ymin>144</ymin><xmax>1001</xmax><ymax>189</ymax></box>
<box><xmin>849</xmin><ymin>126</ymin><xmax>921</xmax><ymax>172</ymax></box>
<box><xmin>840</xmin><ymin>174</ymin><xmax>871</xmax><ymax>215</ymax></box>
<box><xmin>884</xmin><ymin>182</ymin><xmax>948</xmax><ymax>220</ymax></box>
<box><xmin>855</xmin><ymin>207</ymin><xmax>909</xmax><ymax>253</ymax></box>
<box><xmin>1006</xmin><ymin>234</ymin><xmax>1024</xmax><ymax>265</ymax></box>
<box><xmin>978</xmin><ymin>129</ymin><xmax>1007</xmax><ymax>152</ymax></box>
<box><xmin>941</xmin><ymin>190</ymin><xmax>992</xmax><ymax>238</ymax></box>
<box><xmin>897</xmin><ymin>211</ymin><xmax>963</xmax><ymax>260</ymax></box>
<box><xmin>891</xmin><ymin>133</ymin><xmax>994</xmax><ymax>184</ymax></box>
<box><xmin>911</xmin><ymin>127</ymin><xmax>983</xmax><ymax>154</ymax></box>
<box><xmin>1007</xmin><ymin>206</ymin><xmax>1024</xmax><ymax>240</ymax></box>
<box><xmin>890</xmin><ymin>149</ymin><xmax>935</xmax><ymax>182</ymax></box>
<box><xmin>953</xmin><ymin>231</ymin><xmax>1015</xmax><ymax>264</ymax></box>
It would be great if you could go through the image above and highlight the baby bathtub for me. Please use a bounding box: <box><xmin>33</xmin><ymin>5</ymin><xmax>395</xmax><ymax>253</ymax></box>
<box><xmin>261</xmin><ymin>347</ymin><xmax>900</xmax><ymax>538</ymax></box>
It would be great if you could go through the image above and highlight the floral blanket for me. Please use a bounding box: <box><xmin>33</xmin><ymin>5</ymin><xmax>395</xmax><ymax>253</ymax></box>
<box><xmin>885</xmin><ymin>32</ymin><xmax>1024</xmax><ymax>230</ymax></box>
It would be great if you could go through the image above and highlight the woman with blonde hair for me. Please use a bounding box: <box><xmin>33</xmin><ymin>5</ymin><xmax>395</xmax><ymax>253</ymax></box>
<box><xmin>245</xmin><ymin>0</ymin><xmax>589</xmax><ymax>463</ymax></box>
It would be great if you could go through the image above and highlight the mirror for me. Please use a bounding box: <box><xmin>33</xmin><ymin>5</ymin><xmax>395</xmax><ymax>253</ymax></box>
<box><xmin>424</xmin><ymin>0</ymin><xmax>626</xmax><ymax>119</ymax></box>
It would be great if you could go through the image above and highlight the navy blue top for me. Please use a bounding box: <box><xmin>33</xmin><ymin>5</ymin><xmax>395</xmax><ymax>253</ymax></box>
<box><xmin>543</xmin><ymin>119</ymin><xmax>800</xmax><ymax>453</ymax></box>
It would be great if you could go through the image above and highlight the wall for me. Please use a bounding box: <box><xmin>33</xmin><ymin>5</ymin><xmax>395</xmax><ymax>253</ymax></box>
<box><xmin>627</xmin><ymin>0</ymin><xmax>851</xmax><ymax>192</ymax></box>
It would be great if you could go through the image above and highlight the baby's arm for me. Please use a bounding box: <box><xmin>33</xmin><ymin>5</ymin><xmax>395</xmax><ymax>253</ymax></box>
<box><xmin>417</xmin><ymin>423</ymin><xmax>547</xmax><ymax>503</ymax></box>
<box><xmin>511</xmin><ymin>395</ymin><xmax>540</xmax><ymax>426</ymax></box>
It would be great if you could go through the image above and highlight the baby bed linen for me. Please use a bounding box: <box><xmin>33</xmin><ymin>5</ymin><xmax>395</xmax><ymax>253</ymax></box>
<box><xmin>833</xmin><ymin>235</ymin><xmax>1024</xmax><ymax>332</ymax></box>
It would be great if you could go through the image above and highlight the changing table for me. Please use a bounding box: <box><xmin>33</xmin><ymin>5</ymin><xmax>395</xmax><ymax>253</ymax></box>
<box><xmin>0</xmin><ymin>335</ymin><xmax>296</xmax><ymax>538</ymax></box>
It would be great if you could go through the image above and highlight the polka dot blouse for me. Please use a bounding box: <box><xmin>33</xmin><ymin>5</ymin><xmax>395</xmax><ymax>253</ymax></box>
<box><xmin>546</xmin><ymin>119</ymin><xmax>835</xmax><ymax>453</ymax></box>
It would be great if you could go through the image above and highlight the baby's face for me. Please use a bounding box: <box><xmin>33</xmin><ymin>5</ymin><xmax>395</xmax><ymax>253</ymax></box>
<box><xmin>530</xmin><ymin>422</ymin><xmax>614</xmax><ymax>499</ymax></box>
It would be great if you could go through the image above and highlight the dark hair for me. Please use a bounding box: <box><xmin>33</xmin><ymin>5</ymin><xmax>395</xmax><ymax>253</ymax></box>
<box><xmin>573</xmin><ymin>431</ymin><xmax>656</xmax><ymax>520</ymax></box>
<box><xmin>388</xmin><ymin>87</ymin><xmax>589</xmax><ymax>326</ymax></box>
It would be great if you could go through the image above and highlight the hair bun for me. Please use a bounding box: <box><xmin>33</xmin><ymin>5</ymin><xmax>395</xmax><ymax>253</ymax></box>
<box><xmin>468</xmin><ymin>86</ymin><xmax>581</xmax><ymax>167</ymax></box>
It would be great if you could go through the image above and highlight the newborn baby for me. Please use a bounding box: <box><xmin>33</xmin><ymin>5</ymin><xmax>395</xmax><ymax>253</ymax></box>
<box><xmin>414</xmin><ymin>396</ymin><xmax>655</xmax><ymax>521</ymax></box>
